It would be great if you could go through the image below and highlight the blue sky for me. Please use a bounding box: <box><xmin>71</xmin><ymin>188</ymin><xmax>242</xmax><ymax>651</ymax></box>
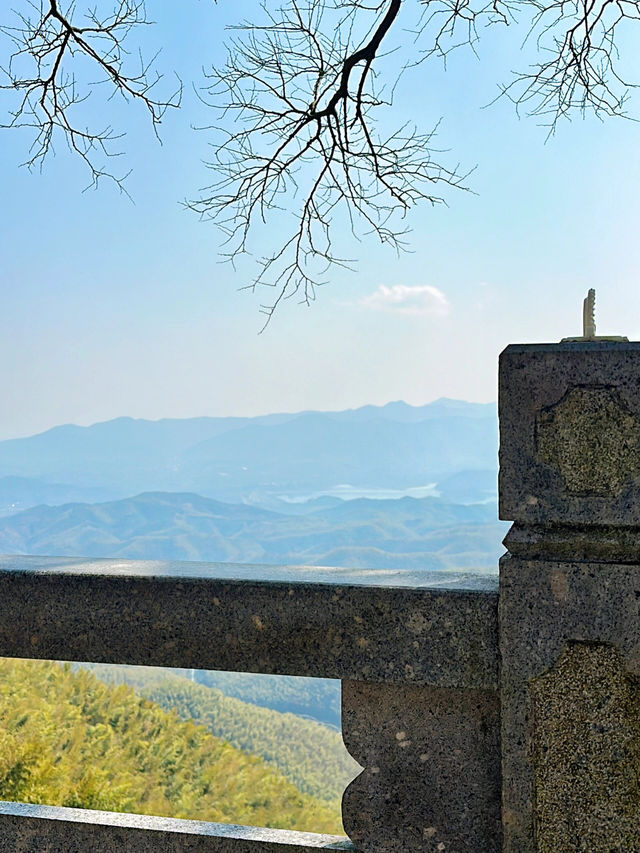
<box><xmin>1</xmin><ymin>1</ymin><xmax>640</xmax><ymax>440</ymax></box>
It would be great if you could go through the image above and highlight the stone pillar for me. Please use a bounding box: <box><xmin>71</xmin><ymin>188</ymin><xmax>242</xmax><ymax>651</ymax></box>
<box><xmin>499</xmin><ymin>342</ymin><xmax>640</xmax><ymax>852</ymax></box>
<box><xmin>341</xmin><ymin>681</ymin><xmax>502</xmax><ymax>852</ymax></box>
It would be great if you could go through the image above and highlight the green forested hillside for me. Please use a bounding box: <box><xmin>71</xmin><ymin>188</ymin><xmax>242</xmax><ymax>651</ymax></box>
<box><xmin>84</xmin><ymin>665</ymin><xmax>359</xmax><ymax>803</ymax></box>
<box><xmin>189</xmin><ymin>669</ymin><xmax>341</xmax><ymax>727</ymax></box>
<box><xmin>0</xmin><ymin>659</ymin><xmax>344</xmax><ymax>833</ymax></box>
<box><xmin>84</xmin><ymin>664</ymin><xmax>341</xmax><ymax>728</ymax></box>
<box><xmin>146</xmin><ymin>679</ymin><xmax>358</xmax><ymax>803</ymax></box>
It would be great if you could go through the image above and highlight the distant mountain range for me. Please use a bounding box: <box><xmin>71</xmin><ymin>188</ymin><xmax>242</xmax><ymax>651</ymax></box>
<box><xmin>0</xmin><ymin>398</ymin><xmax>504</xmax><ymax>572</ymax></box>
<box><xmin>0</xmin><ymin>399</ymin><xmax>497</xmax><ymax>515</ymax></box>
<box><xmin>0</xmin><ymin>491</ymin><xmax>506</xmax><ymax>572</ymax></box>
<box><xmin>0</xmin><ymin>398</ymin><xmax>502</xmax><ymax>826</ymax></box>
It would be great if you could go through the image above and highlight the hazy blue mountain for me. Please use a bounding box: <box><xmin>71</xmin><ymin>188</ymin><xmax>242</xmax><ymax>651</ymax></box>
<box><xmin>180</xmin><ymin>412</ymin><xmax>497</xmax><ymax>499</ymax></box>
<box><xmin>0</xmin><ymin>414</ymin><xmax>294</xmax><ymax>494</ymax></box>
<box><xmin>435</xmin><ymin>469</ymin><xmax>497</xmax><ymax>504</ymax></box>
<box><xmin>0</xmin><ymin>400</ymin><xmax>497</xmax><ymax>507</ymax></box>
<box><xmin>250</xmin><ymin>496</ymin><xmax>347</xmax><ymax>515</ymax></box>
<box><xmin>323</xmin><ymin>398</ymin><xmax>494</xmax><ymax>423</ymax></box>
<box><xmin>0</xmin><ymin>491</ymin><xmax>506</xmax><ymax>571</ymax></box>
<box><xmin>0</xmin><ymin>476</ymin><xmax>119</xmax><ymax>517</ymax></box>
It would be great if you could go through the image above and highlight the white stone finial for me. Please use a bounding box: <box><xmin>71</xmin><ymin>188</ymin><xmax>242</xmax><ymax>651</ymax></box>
<box><xmin>562</xmin><ymin>289</ymin><xmax>627</xmax><ymax>342</ymax></box>
<box><xmin>583</xmin><ymin>288</ymin><xmax>596</xmax><ymax>339</ymax></box>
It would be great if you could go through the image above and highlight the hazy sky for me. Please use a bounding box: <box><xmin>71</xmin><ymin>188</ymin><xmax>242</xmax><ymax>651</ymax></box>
<box><xmin>2</xmin><ymin>2</ymin><xmax>640</xmax><ymax>440</ymax></box>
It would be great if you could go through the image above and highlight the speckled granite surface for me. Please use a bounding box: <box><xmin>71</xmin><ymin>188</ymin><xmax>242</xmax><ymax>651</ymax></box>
<box><xmin>499</xmin><ymin>342</ymin><xmax>640</xmax><ymax>525</ymax></box>
<box><xmin>531</xmin><ymin>643</ymin><xmax>640</xmax><ymax>852</ymax></box>
<box><xmin>500</xmin><ymin>556</ymin><xmax>640</xmax><ymax>852</ymax></box>
<box><xmin>0</xmin><ymin>557</ymin><xmax>498</xmax><ymax>688</ymax></box>
<box><xmin>342</xmin><ymin>681</ymin><xmax>501</xmax><ymax>853</ymax></box>
<box><xmin>499</xmin><ymin>339</ymin><xmax>640</xmax><ymax>852</ymax></box>
<box><xmin>0</xmin><ymin>554</ymin><xmax>499</xmax><ymax>589</ymax></box>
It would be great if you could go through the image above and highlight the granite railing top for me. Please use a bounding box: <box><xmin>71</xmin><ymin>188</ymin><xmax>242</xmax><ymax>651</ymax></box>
<box><xmin>0</xmin><ymin>555</ymin><xmax>499</xmax><ymax>689</ymax></box>
<box><xmin>503</xmin><ymin>340</ymin><xmax>640</xmax><ymax>352</ymax></box>
<box><xmin>0</xmin><ymin>802</ymin><xmax>354</xmax><ymax>853</ymax></box>
<box><xmin>0</xmin><ymin>555</ymin><xmax>498</xmax><ymax>591</ymax></box>
<box><xmin>0</xmin><ymin>802</ymin><xmax>354</xmax><ymax>852</ymax></box>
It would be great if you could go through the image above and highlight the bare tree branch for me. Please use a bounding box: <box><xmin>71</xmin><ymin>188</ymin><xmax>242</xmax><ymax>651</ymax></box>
<box><xmin>500</xmin><ymin>0</ymin><xmax>640</xmax><ymax>128</ymax></box>
<box><xmin>409</xmin><ymin>0</ymin><xmax>640</xmax><ymax>127</ymax></box>
<box><xmin>189</xmin><ymin>0</ymin><xmax>640</xmax><ymax>324</ymax></box>
<box><xmin>0</xmin><ymin>0</ymin><xmax>181</xmax><ymax>189</ymax></box>
<box><xmin>2</xmin><ymin>0</ymin><xmax>639</xmax><ymax>321</ymax></box>
<box><xmin>189</xmin><ymin>0</ymin><xmax>467</xmax><ymax>327</ymax></box>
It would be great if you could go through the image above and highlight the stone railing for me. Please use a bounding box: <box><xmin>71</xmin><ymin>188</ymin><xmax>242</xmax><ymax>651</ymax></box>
<box><xmin>0</xmin><ymin>556</ymin><xmax>500</xmax><ymax>853</ymax></box>
<box><xmin>2</xmin><ymin>338</ymin><xmax>640</xmax><ymax>852</ymax></box>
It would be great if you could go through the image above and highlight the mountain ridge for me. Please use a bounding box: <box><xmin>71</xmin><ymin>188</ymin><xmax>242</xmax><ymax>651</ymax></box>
<box><xmin>0</xmin><ymin>399</ymin><xmax>498</xmax><ymax>510</ymax></box>
<box><xmin>0</xmin><ymin>490</ymin><xmax>505</xmax><ymax>572</ymax></box>
<box><xmin>3</xmin><ymin>398</ymin><xmax>495</xmax><ymax>445</ymax></box>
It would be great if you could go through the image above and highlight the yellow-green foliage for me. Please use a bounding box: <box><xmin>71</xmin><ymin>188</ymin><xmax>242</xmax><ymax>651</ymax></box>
<box><xmin>0</xmin><ymin>659</ymin><xmax>343</xmax><ymax>833</ymax></box>
<box><xmin>141</xmin><ymin>677</ymin><xmax>360</xmax><ymax>803</ymax></box>
<box><xmin>84</xmin><ymin>664</ymin><xmax>359</xmax><ymax>805</ymax></box>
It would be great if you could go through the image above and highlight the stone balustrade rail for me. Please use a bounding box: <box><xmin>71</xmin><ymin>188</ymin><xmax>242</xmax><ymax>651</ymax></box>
<box><xmin>0</xmin><ymin>556</ymin><xmax>500</xmax><ymax>853</ymax></box>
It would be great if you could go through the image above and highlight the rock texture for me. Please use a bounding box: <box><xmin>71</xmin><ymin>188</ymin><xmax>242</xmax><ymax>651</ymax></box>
<box><xmin>532</xmin><ymin>643</ymin><xmax>640</xmax><ymax>852</ymax></box>
<box><xmin>499</xmin><ymin>339</ymin><xmax>640</xmax><ymax>852</ymax></box>
<box><xmin>341</xmin><ymin>682</ymin><xmax>502</xmax><ymax>853</ymax></box>
<box><xmin>0</xmin><ymin>557</ymin><xmax>498</xmax><ymax>688</ymax></box>
<box><xmin>0</xmin><ymin>803</ymin><xmax>353</xmax><ymax>853</ymax></box>
<box><xmin>499</xmin><ymin>341</ymin><xmax>640</xmax><ymax>525</ymax></box>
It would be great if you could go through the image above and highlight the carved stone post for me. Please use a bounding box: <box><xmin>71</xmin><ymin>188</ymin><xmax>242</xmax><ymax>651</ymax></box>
<box><xmin>341</xmin><ymin>682</ymin><xmax>502</xmax><ymax>852</ymax></box>
<box><xmin>499</xmin><ymin>341</ymin><xmax>640</xmax><ymax>852</ymax></box>
<box><xmin>337</xmin><ymin>583</ymin><xmax>503</xmax><ymax>852</ymax></box>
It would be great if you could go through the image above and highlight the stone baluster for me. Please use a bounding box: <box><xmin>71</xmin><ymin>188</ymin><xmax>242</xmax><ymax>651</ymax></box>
<box><xmin>499</xmin><ymin>340</ymin><xmax>640</xmax><ymax>852</ymax></box>
<box><xmin>340</xmin><ymin>680</ymin><xmax>502</xmax><ymax>852</ymax></box>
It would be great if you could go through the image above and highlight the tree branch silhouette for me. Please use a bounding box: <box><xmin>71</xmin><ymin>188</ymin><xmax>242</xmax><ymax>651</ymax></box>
<box><xmin>2</xmin><ymin>0</ymin><xmax>639</xmax><ymax>321</ymax></box>
<box><xmin>189</xmin><ymin>0</ymin><xmax>467</xmax><ymax>327</ymax></box>
<box><xmin>0</xmin><ymin>0</ymin><xmax>181</xmax><ymax>189</ymax></box>
<box><xmin>501</xmin><ymin>0</ymin><xmax>640</xmax><ymax>128</ymax></box>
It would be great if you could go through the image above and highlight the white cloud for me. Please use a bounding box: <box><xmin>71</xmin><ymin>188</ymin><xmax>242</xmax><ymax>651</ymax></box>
<box><xmin>360</xmin><ymin>284</ymin><xmax>451</xmax><ymax>317</ymax></box>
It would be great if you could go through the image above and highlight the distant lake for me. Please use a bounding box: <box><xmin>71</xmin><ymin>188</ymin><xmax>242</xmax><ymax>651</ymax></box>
<box><xmin>279</xmin><ymin>483</ymin><xmax>440</xmax><ymax>503</ymax></box>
